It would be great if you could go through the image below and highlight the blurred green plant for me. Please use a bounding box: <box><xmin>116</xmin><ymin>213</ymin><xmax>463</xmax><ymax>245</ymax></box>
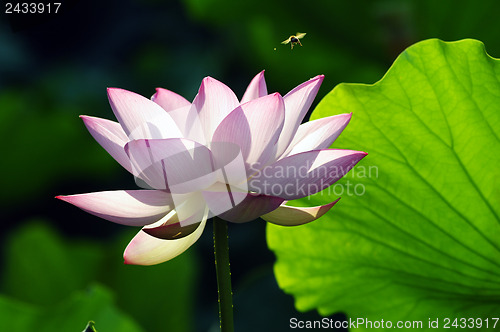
<box><xmin>1</xmin><ymin>221</ymin><xmax>198</xmax><ymax>331</ymax></box>
<box><xmin>0</xmin><ymin>283</ymin><xmax>142</xmax><ymax>332</ymax></box>
<box><xmin>267</xmin><ymin>39</ymin><xmax>500</xmax><ymax>329</ymax></box>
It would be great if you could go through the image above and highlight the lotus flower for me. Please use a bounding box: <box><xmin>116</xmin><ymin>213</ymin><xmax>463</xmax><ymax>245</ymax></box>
<box><xmin>57</xmin><ymin>71</ymin><xmax>366</xmax><ymax>265</ymax></box>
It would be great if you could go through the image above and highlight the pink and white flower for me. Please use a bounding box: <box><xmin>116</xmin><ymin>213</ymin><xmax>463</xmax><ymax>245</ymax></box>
<box><xmin>57</xmin><ymin>71</ymin><xmax>366</xmax><ymax>265</ymax></box>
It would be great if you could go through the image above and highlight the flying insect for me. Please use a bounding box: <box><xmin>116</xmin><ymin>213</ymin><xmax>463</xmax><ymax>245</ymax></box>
<box><xmin>282</xmin><ymin>32</ymin><xmax>306</xmax><ymax>49</ymax></box>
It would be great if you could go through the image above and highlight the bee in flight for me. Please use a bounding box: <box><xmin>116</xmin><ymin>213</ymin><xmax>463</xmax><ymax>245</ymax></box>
<box><xmin>282</xmin><ymin>32</ymin><xmax>306</xmax><ymax>49</ymax></box>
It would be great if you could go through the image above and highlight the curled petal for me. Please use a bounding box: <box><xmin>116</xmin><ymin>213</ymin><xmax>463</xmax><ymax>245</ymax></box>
<box><xmin>282</xmin><ymin>113</ymin><xmax>352</xmax><ymax>158</ymax></box>
<box><xmin>151</xmin><ymin>88</ymin><xmax>191</xmax><ymax>112</ymax></box>
<box><xmin>107</xmin><ymin>88</ymin><xmax>182</xmax><ymax>140</ymax></box>
<box><xmin>56</xmin><ymin>190</ymin><xmax>173</xmax><ymax>226</ymax></box>
<box><xmin>80</xmin><ymin>116</ymin><xmax>132</xmax><ymax>173</ymax></box>
<box><xmin>261</xmin><ymin>198</ymin><xmax>340</xmax><ymax>226</ymax></box>
<box><xmin>250</xmin><ymin>149</ymin><xmax>367</xmax><ymax>200</ymax></box>
<box><xmin>192</xmin><ymin>77</ymin><xmax>240</xmax><ymax>142</ymax></box>
<box><xmin>123</xmin><ymin>217</ymin><xmax>207</xmax><ymax>265</ymax></box>
<box><xmin>212</xmin><ymin>93</ymin><xmax>285</xmax><ymax>171</ymax></box>
<box><xmin>143</xmin><ymin>192</ymin><xmax>209</xmax><ymax>241</ymax></box>
<box><xmin>143</xmin><ymin>204</ymin><xmax>207</xmax><ymax>240</ymax></box>
<box><xmin>144</xmin><ymin>221</ymin><xmax>201</xmax><ymax>240</ymax></box>
<box><xmin>275</xmin><ymin>75</ymin><xmax>324</xmax><ymax>158</ymax></box>
<box><xmin>241</xmin><ymin>70</ymin><xmax>268</xmax><ymax>104</ymax></box>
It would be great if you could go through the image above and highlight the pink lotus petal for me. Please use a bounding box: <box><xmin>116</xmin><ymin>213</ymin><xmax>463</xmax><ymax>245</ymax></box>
<box><xmin>261</xmin><ymin>198</ymin><xmax>340</xmax><ymax>226</ymax></box>
<box><xmin>124</xmin><ymin>218</ymin><xmax>207</xmax><ymax>265</ymax></box>
<box><xmin>107</xmin><ymin>88</ymin><xmax>183</xmax><ymax>140</ymax></box>
<box><xmin>199</xmin><ymin>182</ymin><xmax>247</xmax><ymax>217</ymax></box>
<box><xmin>209</xmin><ymin>142</ymin><xmax>249</xmax><ymax>188</ymax></box>
<box><xmin>168</xmin><ymin>104</ymin><xmax>208</xmax><ymax>144</ymax></box>
<box><xmin>281</xmin><ymin>113</ymin><xmax>352</xmax><ymax>158</ymax></box>
<box><xmin>192</xmin><ymin>77</ymin><xmax>240</xmax><ymax>142</ymax></box>
<box><xmin>249</xmin><ymin>149</ymin><xmax>367</xmax><ymax>200</ymax></box>
<box><xmin>80</xmin><ymin>116</ymin><xmax>132</xmax><ymax>173</ymax></box>
<box><xmin>240</xmin><ymin>70</ymin><xmax>268</xmax><ymax>104</ymax></box>
<box><xmin>125</xmin><ymin>138</ymin><xmax>216</xmax><ymax>191</ymax></box>
<box><xmin>56</xmin><ymin>190</ymin><xmax>173</xmax><ymax>226</ymax></box>
<box><xmin>151</xmin><ymin>88</ymin><xmax>191</xmax><ymax>112</ymax></box>
<box><xmin>212</xmin><ymin>93</ymin><xmax>285</xmax><ymax>171</ymax></box>
<box><xmin>151</xmin><ymin>89</ymin><xmax>206</xmax><ymax>142</ymax></box>
<box><xmin>202</xmin><ymin>189</ymin><xmax>284</xmax><ymax>223</ymax></box>
<box><xmin>275</xmin><ymin>75</ymin><xmax>324</xmax><ymax>158</ymax></box>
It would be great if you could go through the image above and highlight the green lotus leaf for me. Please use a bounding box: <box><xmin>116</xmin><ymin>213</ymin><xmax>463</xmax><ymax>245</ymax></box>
<box><xmin>267</xmin><ymin>39</ymin><xmax>500</xmax><ymax>329</ymax></box>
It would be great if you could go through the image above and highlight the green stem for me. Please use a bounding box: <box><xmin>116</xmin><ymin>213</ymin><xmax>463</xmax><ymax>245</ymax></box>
<box><xmin>213</xmin><ymin>216</ymin><xmax>234</xmax><ymax>332</ymax></box>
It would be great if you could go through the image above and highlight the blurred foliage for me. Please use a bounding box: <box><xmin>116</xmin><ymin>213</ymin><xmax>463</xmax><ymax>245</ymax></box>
<box><xmin>1</xmin><ymin>221</ymin><xmax>197</xmax><ymax>331</ymax></box>
<box><xmin>268</xmin><ymin>39</ymin><xmax>500</xmax><ymax>328</ymax></box>
<box><xmin>0</xmin><ymin>285</ymin><xmax>142</xmax><ymax>332</ymax></box>
<box><xmin>0</xmin><ymin>84</ymin><xmax>120</xmax><ymax>206</ymax></box>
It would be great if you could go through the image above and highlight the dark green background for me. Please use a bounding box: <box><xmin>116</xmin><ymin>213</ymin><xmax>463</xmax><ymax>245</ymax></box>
<box><xmin>1</xmin><ymin>0</ymin><xmax>500</xmax><ymax>330</ymax></box>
